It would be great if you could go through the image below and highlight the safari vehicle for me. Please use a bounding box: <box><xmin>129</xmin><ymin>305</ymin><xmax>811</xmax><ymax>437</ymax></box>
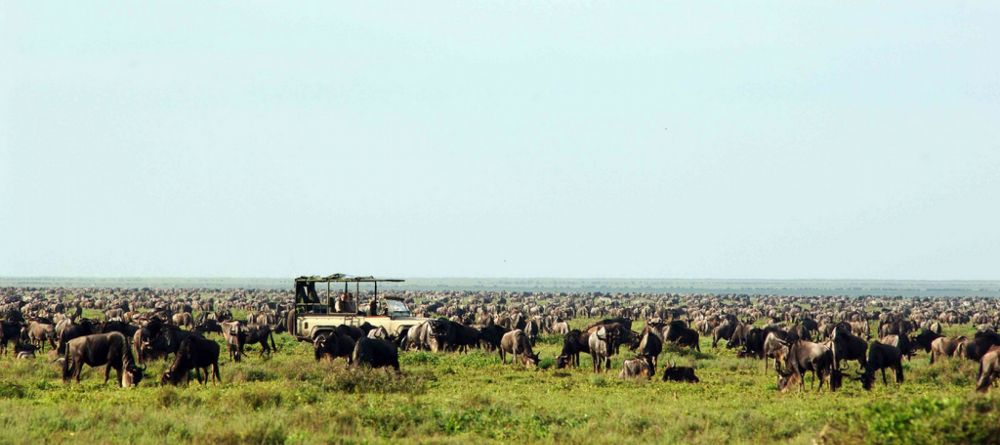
<box><xmin>289</xmin><ymin>274</ymin><xmax>429</xmax><ymax>341</ymax></box>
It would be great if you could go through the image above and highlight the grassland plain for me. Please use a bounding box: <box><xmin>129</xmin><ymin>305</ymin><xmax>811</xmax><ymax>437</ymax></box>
<box><xmin>0</xmin><ymin>317</ymin><xmax>996</xmax><ymax>445</ymax></box>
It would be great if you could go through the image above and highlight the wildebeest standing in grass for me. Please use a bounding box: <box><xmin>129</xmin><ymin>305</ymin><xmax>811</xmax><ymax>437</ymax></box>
<box><xmin>0</xmin><ymin>320</ymin><xmax>23</xmax><ymax>356</ymax></box>
<box><xmin>588</xmin><ymin>326</ymin><xmax>617</xmax><ymax>373</ymax></box>
<box><xmin>633</xmin><ymin>326</ymin><xmax>663</xmax><ymax>371</ymax></box>
<box><xmin>161</xmin><ymin>334</ymin><xmax>221</xmax><ymax>385</ymax></box>
<box><xmin>63</xmin><ymin>332</ymin><xmax>144</xmax><ymax>388</ymax></box>
<box><xmin>929</xmin><ymin>336</ymin><xmax>965</xmax><ymax>364</ymax></box>
<box><xmin>831</xmin><ymin>325</ymin><xmax>867</xmax><ymax>371</ymax></box>
<box><xmin>478</xmin><ymin>324</ymin><xmax>508</xmax><ymax>352</ymax></box>
<box><xmin>975</xmin><ymin>345</ymin><xmax>1000</xmax><ymax>393</ymax></box>
<box><xmin>352</xmin><ymin>337</ymin><xmax>400</xmax><ymax>372</ymax></box>
<box><xmin>663</xmin><ymin>320</ymin><xmax>701</xmax><ymax>352</ymax></box>
<box><xmin>222</xmin><ymin>320</ymin><xmax>244</xmax><ymax>362</ymax></box>
<box><xmin>499</xmin><ymin>329</ymin><xmax>539</xmax><ymax>368</ymax></box>
<box><xmin>777</xmin><ymin>340</ymin><xmax>835</xmax><ymax>392</ymax></box>
<box><xmin>27</xmin><ymin>320</ymin><xmax>56</xmax><ymax>352</ymax></box>
<box><xmin>556</xmin><ymin>329</ymin><xmax>587</xmax><ymax>369</ymax></box>
<box><xmin>963</xmin><ymin>331</ymin><xmax>1000</xmax><ymax>363</ymax></box>
<box><xmin>859</xmin><ymin>342</ymin><xmax>904</xmax><ymax>390</ymax></box>
<box><xmin>239</xmin><ymin>324</ymin><xmax>278</xmax><ymax>359</ymax></box>
<box><xmin>56</xmin><ymin>317</ymin><xmax>96</xmax><ymax>355</ymax></box>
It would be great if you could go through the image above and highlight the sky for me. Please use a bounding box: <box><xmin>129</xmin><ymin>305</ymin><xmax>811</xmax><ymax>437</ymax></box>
<box><xmin>1</xmin><ymin>2</ymin><xmax>999</xmax><ymax>280</ymax></box>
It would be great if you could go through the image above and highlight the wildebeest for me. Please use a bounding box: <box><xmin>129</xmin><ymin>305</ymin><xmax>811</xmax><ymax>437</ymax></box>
<box><xmin>831</xmin><ymin>325</ymin><xmax>867</xmax><ymax>371</ymax></box>
<box><xmin>777</xmin><ymin>340</ymin><xmax>835</xmax><ymax>392</ymax></box>
<box><xmin>929</xmin><ymin>336</ymin><xmax>965</xmax><ymax>364</ymax></box>
<box><xmin>352</xmin><ymin>337</ymin><xmax>400</xmax><ymax>371</ymax></box>
<box><xmin>0</xmin><ymin>320</ymin><xmax>23</xmax><ymax>355</ymax></box>
<box><xmin>859</xmin><ymin>342</ymin><xmax>904</xmax><ymax>390</ymax></box>
<box><xmin>963</xmin><ymin>330</ymin><xmax>1000</xmax><ymax>363</ymax></box>
<box><xmin>661</xmin><ymin>362</ymin><xmax>699</xmax><ymax>383</ymax></box>
<box><xmin>556</xmin><ymin>329</ymin><xmax>587</xmax><ymax>369</ymax></box>
<box><xmin>314</xmin><ymin>332</ymin><xmax>355</xmax><ymax>363</ymax></box>
<box><xmin>588</xmin><ymin>325</ymin><xmax>618</xmax><ymax>373</ymax></box>
<box><xmin>663</xmin><ymin>320</ymin><xmax>701</xmax><ymax>352</ymax></box>
<box><xmin>633</xmin><ymin>327</ymin><xmax>663</xmax><ymax>370</ymax></box>
<box><xmin>619</xmin><ymin>357</ymin><xmax>653</xmax><ymax>379</ymax></box>
<box><xmin>975</xmin><ymin>345</ymin><xmax>1000</xmax><ymax>393</ymax></box>
<box><xmin>712</xmin><ymin>316</ymin><xmax>739</xmax><ymax>348</ymax></box>
<box><xmin>479</xmin><ymin>324</ymin><xmax>508</xmax><ymax>351</ymax></box>
<box><xmin>56</xmin><ymin>318</ymin><xmax>96</xmax><ymax>355</ymax></box>
<box><xmin>879</xmin><ymin>334</ymin><xmax>915</xmax><ymax>361</ymax></box>
<box><xmin>499</xmin><ymin>329</ymin><xmax>539</xmax><ymax>368</ymax></box>
<box><xmin>63</xmin><ymin>332</ymin><xmax>144</xmax><ymax>388</ymax></box>
<box><xmin>239</xmin><ymin>324</ymin><xmax>278</xmax><ymax>358</ymax></box>
<box><xmin>161</xmin><ymin>334</ymin><xmax>221</xmax><ymax>385</ymax></box>
<box><xmin>27</xmin><ymin>320</ymin><xmax>57</xmax><ymax>352</ymax></box>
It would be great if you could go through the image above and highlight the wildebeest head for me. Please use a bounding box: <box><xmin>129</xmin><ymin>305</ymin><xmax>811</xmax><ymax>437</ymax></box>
<box><xmin>776</xmin><ymin>368</ymin><xmax>798</xmax><ymax>392</ymax></box>
<box><xmin>555</xmin><ymin>354</ymin><xmax>570</xmax><ymax>369</ymax></box>
<box><xmin>521</xmin><ymin>352</ymin><xmax>540</xmax><ymax>368</ymax></box>
<box><xmin>122</xmin><ymin>359</ymin><xmax>144</xmax><ymax>388</ymax></box>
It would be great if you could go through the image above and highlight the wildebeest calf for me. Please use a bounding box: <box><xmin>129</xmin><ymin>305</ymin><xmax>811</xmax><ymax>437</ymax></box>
<box><xmin>661</xmin><ymin>362</ymin><xmax>699</xmax><ymax>383</ymax></box>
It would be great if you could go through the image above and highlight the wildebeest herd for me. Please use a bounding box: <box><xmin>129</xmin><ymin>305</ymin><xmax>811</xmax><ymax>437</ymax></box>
<box><xmin>1</xmin><ymin>286</ymin><xmax>999</xmax><ymax>393</ymax></box>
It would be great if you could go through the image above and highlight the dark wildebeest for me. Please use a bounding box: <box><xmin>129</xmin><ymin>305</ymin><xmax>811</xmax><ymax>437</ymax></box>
<box><xmin>161</xmin><ymin>335</ymin><xmax>221</xmax><ymax>385</ymax></box>
<box><xmin>963</xmin><ymin>331</ymin><xmax>1000</xmax><ymax>363</ymax></box>
<box><xmin>633</xmin><ymin>326</ymin><xmax>663</xmax><ymax>371</ymax></box>
<box><xmin>831</xmin><ymin>324</ymin><xmax>867</xmax><ymax>371</ymax></box>
<box><xmin>913</xmin><ymin>329</ymin><xmax>942</xmax><ymax>354</ymax></box>
<box><xmin>352</xmin><ymin>337</ymin><xmax>400</xmax><ymax>372</ymax></box>
<box><xmin>712</xmin><ymin>316</ymin><xmax>739</xmax><ymax>348</ymax></box>
<box><xmin>619</xmin><ymin>358</ymin><xmax>653</xmax><ymax>379</ymax></box>
<box><xmin>314</xmin><ymin>332</ymin><xmax>355</xmax><ymax>363</ymax></box>
<box><xmin>524</xmin><ymin>319</ymin><xmax>540</xmax><ymax>347</ymax></box>
<box><xmin>62</xmin><ymin>332</ymin><xmax>144</xmax><ymax>388</ymax></box>
<box><xmin>859</xmin><ymin>342</ymin><xmax>904</xmax><ymax>390</ymax></box>
<box><xmin>661</xmin><ymin>361</ymin><xmax>699</xmax><ymax>383</ymax></box>
<box><xmin>588</xmin><ymin>325</ymin><xmax>617</xmax><ymax>373</ymax></box>
<box><xmin>975</xmin><ymin>345</ymin><xmax>1000</xmax><ymax>393</ymax></box>
<box><xmin>777</xmin><ymin>340</ymin><xmax>835</xmax><ymax>392</ymax></box>
<box><xmin>479</xmin><ymin>324</ymin><xmax>508</xmax><ymax>352</ymax></box>
<box><xmin>99</xmin><ymin>320</ymin><xmax>139</xmax><ymax>338</ymax></box>
<box><xmin>448</xmin><ymin>322</ymin><xmax>481</xmax><ymax>353</ymax></box>
<box><xmin>0</xmin><ymin>320</ymin><xmax>23</xmax><ymax>356</ymax></box>
<box><xmin>556</xmin><ymin>329</ymin><xmax>588</xmax><ymax>369</ymax></box>
<box><xmin>239</xmin><ymin>324</ymin><xmax>278</xmax><ymax>358</ymax></box>
<box><xmin>663</xmin><ymin>320</ymin><xmax>701</xmax><ymax>352</ymax></box>
<box><xmin>56</xmin><ymin>318</ymin><xmax>96</xmax><ymax>355</ymax></box>
<box><xmin>499</xmin><ymin>329</ymin><xmax>539</xmax><ymax>368</ymax></box>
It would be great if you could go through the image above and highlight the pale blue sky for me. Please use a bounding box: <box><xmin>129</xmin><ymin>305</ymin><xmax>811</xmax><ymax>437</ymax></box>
<box><xmin>2</xmin><ymin>2</ymin><xmax>999</xmax><ymax>279</ymax></box>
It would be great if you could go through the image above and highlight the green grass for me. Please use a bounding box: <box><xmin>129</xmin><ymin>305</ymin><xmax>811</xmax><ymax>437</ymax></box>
<box><xmin>0</xmin><ymin>320</ymin><xmax>996</xmax><ymax>444</ymax></box>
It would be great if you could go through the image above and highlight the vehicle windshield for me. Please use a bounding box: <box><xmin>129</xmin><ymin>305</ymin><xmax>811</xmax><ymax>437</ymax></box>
<box><xmin>385</xmin><ymin>299</ymin><xmax>411</xmax><ymax>317</ymax></box>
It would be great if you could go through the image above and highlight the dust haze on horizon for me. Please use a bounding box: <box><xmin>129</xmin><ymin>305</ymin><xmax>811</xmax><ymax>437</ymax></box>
<box><xmin>2</xmin><ymin>3</ymin><xmax>999</xmax><ymax>281</ymax></box>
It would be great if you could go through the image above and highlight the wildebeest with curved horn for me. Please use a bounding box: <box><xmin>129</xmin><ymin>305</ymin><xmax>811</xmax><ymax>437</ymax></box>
<box><xmin>63</xmin><ymin>332</ymin><xmax>144</xmax><ymax>388</ymax></box>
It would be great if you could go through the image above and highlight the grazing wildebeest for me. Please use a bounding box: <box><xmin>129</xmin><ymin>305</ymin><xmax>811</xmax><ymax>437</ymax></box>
<box><xmin>859</xmin><ymin>342</ymin><xmax>904</xmax><ymax>390</ymax></box>
<box><xmin>352</xmin><ymin>337</ymin><xmax>400</xmax><ymax>372</ymax></box>
<box><xmin>831</xmin><ymin>325</ymin><xmax>867</xmax><ymax>371</ymax></box>
<box><xmin>777</xmin><ymin>340</ymin><xmax>835</xmax><ymax>392</ymax></box>
<box><xmin>314</xmin><ymin>333</ymin><xmax>355</xmax><ymax>363</ymax></box>
<box><xmin>913</xmin><ymin>329</ymin><xmax>942</xmax><ymax>353</ymax></box>
<box><xmin>161</xmin><ymin>335</ymin><xmax>221</xmax><ymax>385</ymax></box>
<box><xmin>661</xmin><ymin>362</ymin><xmax>699</xmax><ymax>383</ymax></box>
<box><xmin>588</xmin><ymin>326</ymin><xmax>617</xmax><ymax>373</ymax></box>
<box><xmin>0</xmin><ymin>320</ymin><xmax>23</xmax><ymax>355</ymax></box>
<box><xmin>499</xmin><ymin>329</ymin><xmax>539</xmax><ymax>368</ymax></box>
<box><xmin>63</xmin><ymin>332</ymin><xmax>144</xmax><ymax>388</ymax></box>
<box><xmin>929</xmin><ymin>336</ymin><xmax>965</xmax><ymax>364</ymax></box>
<box><xmin>619</xmin><ymin>357</ymin><xmax>653</xmax><ymax>379</ymax></box>
<box><xmin>975</xmin><ymin>345</ymin><xmax>1000</xmax><ymax>393</ymax></box>
<box><xmin>556</xmin><ymin>329</ymin><xmax>587</xmax><ymax>369</ymax></box>
<box><xmin>448</xmin><ymin>322</ymin><xmax>481</xmax><ymax>353</ymax></box>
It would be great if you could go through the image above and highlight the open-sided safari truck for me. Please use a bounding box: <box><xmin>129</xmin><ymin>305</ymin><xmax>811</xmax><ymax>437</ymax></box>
<box><xmin>289</xmin><ymin>273</ymin><xmax>429</xmax><ymax>341</ymax></box>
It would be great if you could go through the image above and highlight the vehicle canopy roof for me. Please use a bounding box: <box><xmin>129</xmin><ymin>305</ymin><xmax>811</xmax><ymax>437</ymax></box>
<box><xmin>295</xmin><ymin>274</ymin><xmax>405</xmax><ymax>284</ymax></box>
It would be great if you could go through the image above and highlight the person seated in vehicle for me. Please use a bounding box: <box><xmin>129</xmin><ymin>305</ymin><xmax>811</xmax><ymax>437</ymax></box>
<box><xmin>335</xmin><ymin>292</ymin><xmax>356</xmax><ymax>313</ymax></box>
<box><xmin>368</xmin><ymin>299</ymin><xmax>378</xmax><ymax>316</ymax></box>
